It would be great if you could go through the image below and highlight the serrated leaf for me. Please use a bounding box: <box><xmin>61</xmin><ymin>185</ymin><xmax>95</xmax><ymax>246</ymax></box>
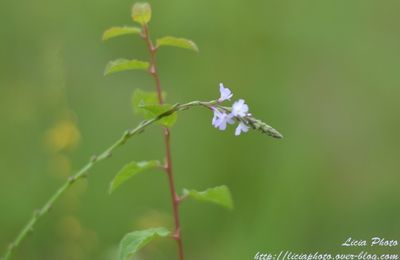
<box><xmin>141</xmin><ymin>104</ymin><xmax>177</xmax><ymax>127</ymax></box>
<box><xmin>131</xmin><ymin>2</ymin><xmax>151</xmax><ymax>25</ymax></box>
<box><xmin>183</xmin><ymin>185</ymin><xmax>234</xmax><ymax>210</ymax></box>
<box><xmin>104</xmin><ymin>59</ymin><xmax>149</xmax><ymax>75</ymax></box>
<box><xmin>156</xmin><ymin>36</ymin><xmax>199</xmax><ymax>52</ymax></box>
<box><xmin>119</xmin><ymin>227</ymin><xmax>170</xmax><ymax>260</ymax></box>
<box><xmin>102</xmin><ymin>26</ymin><xmax>141</xmax><ymax>41</ymax></box>
<box><xmin>109</xmin><ymin>160</ymin><xmax>160</xmax><ymax>194</ymax></box>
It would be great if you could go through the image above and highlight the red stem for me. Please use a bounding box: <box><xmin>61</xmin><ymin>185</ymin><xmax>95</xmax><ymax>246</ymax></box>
<box><xmin>142</xmin><ymin>24</ymin><xmax>185</xmax><ymax>260</ymax></box>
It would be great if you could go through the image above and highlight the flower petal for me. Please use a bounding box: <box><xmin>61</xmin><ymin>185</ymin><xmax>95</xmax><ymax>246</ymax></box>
<box><xmin>232</xmin><ymin>99</ymin><xmax>249</xmax><ymax>117</ymax></box>
<box><xmin>235</xmin><ymin>122</ymin><xmax>249</xmax><ymax>136</ymax></box>
<box><xmin>218</xmin><ymin>83</ymin><xmax>233</xmax><ymax>102</ymax></box>
<box><xmin>235</xmin><ymin>125</ymin><xmax>241</xmax><ymax>136</ymax></box>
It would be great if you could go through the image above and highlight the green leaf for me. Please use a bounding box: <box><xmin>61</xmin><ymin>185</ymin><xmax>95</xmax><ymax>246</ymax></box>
<box><xmin>131</xmin><ymin>2</ymin><xmax>151</xmax><ymax>25</ymax></box>
<box><xmin>156</xmin><ymin>36</ymin><xmax>199</xmax><ymax>52</ymax></box>
<box><xmin>132</xmin><ymin>89</ymin><xmax>162</xmax><ymax>114</ymax></box>
<box><xmin>104</xmin><ymin>59</ymin><xmax>149</xmax><ymax>75</ymax></box>
<box><xmin>102</xmin><ymin>26</ymin><xmax>141</xmax><ymax>41</ymax></box>
<box><xmin>119</xmin><ymin>227</ymin><xmax>170</xmax><ymax>260</ymax></box>
<box><xmin>131</xmin><ymin>89</ymin><xmax>176</xmax><ymax>127</ymax></box>
<box><xmin>109</xmin><ymin>160</ymin><xmax>160</xmax><ymax>194</ymax></box>
<box><xmin>141</xmin><ymin>104</ymin><xmax>177</xmax><ymax>127</ymax></box>
<box><xmin>183</xmin><ymin>185</ymin><xmax>234</xmax><ymax>210</ymax></box>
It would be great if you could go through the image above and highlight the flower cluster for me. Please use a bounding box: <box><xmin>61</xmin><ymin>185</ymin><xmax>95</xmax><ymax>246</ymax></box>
<box><xmin>211</xmin><ymin>83</ymin><xmax>250</xmax><ymax>136</ymax></box>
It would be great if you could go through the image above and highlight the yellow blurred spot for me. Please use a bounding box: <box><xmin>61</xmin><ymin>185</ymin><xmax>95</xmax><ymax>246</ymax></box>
<box><xmin>62</xmin><ymin>181</ymin><xmax>88</xmax><ymax>211</ymax></box>
<box><xmin>45</xmin><ymin>120</ymin><xmax>81</xmax><ymax>152</ymax></box>
<box><xmin>47</xmin><ymin>154</ymin><xmax>71</xmax><ymax>179</ymax></box>
<box><xmin>52</xmin><ymin>243</ymin><xmax>84</xmax><ymax>260</ymax></box>
<box><xmin>81</xmin><ymin>228</ymin><xmax>99</xmax><ymax>252</ymax></box>
<box><xmin>56</xmin><ymin>215</ymin><xmax>98</xmax><ymax>259</ymax></box>
<box><xmin>134</xmin><ymin>209</ymin><xmax>171</xmax><ymax>230</ymax></box>
<box><xmin>58</xmin><ymin>216</ymin><xmax>82</xmax><ymax>239</ymax></box>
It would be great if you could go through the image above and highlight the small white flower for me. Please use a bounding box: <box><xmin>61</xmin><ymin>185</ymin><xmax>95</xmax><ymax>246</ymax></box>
<box><xmin>212</xmin><ymin>109</ymin><xmax>234</xmax><ymax>131</ymax></box>
<box><xmin>235</xmin><ymin>122</ymin><xmax>249</xmax><ymax>136</ymax></box>
<box><xmin>231</xmin><ymin>99</ymin><xmax>249</xmax><ymax>117</ymax></box>
<box><xmin>218</xmin><ymin>83</ymin><xmax>233</xmax><ymax>102</ymax></box>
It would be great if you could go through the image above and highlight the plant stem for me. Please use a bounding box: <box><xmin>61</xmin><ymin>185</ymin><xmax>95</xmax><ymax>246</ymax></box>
<box><xmin>1</xmin><ymin>102</ymin><xmax>209</xmax><ymax>260</ymax></box>
<box><xmin>142</xmin><ymin>24</ymin><xmax>185</xmax><ymax>260</ymax></box>
<box><xmin>2</xmin><ymin>97</ymin><xmax>282</xmax><ymax>259</ymax></box>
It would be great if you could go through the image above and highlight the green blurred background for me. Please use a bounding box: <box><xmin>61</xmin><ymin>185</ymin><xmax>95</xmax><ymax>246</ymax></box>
<box><xmin>1</xmin><ymin>0</ymin><xmax>399</xmax><ymax>259</ymax></box>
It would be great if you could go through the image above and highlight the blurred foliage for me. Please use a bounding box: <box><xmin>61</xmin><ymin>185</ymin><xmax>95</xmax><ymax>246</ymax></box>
<box><xmin>1</xmin><ymin>0</ymin><xmax>399</xmax><ymax>259</ymax></box>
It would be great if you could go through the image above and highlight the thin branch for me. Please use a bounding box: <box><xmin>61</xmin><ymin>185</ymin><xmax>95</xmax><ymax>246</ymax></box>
<box><xmin>1</xmin><ymin>101</ymin><xmax>212</xmax><ymax>260</ymax></box>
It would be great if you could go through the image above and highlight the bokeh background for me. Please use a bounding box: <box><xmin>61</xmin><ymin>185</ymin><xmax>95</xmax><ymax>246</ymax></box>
<box><xmin>1</xmin><ymin>0</ymin><xmax>399</xmax><ymax>259</ymax></box>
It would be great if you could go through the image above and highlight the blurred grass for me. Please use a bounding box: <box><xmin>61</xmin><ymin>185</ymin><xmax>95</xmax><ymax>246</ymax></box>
<box><xmin>1</xmin><ymin>0</ymin><xmax>400</xmax><ymax>259</ymax></box>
